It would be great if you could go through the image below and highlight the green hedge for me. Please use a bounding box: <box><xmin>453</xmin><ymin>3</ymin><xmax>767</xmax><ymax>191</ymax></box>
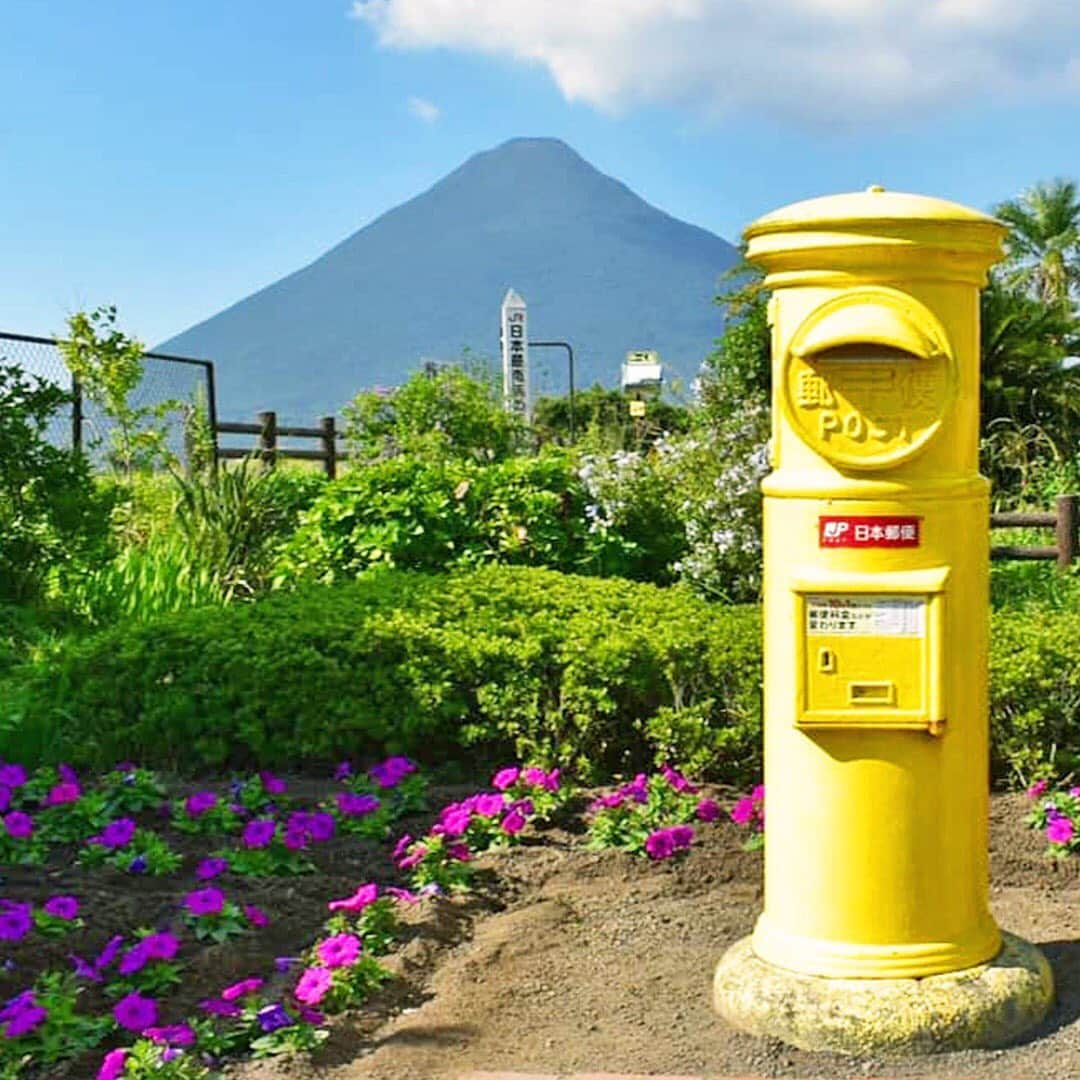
<box><xmin>0</xmin><ymin>568</ymin><xmax>1075</xmax><ymax>786</ymax></box>
<box><xmin>0</xmin><ymin>568</ymin><xmax>762</xmax><ymax>783</ymax></box>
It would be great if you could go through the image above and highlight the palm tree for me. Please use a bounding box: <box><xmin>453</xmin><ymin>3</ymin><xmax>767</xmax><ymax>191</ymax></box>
<box><xmin>993</xmin><ymin>179</ymin><xmax>1080</xmax><ymax>308</ymax></box>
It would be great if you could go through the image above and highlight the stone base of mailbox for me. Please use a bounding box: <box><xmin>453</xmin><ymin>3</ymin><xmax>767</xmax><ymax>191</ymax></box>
<box><xmin>713</xmin><ymin>931</ymin><xmax>1053</xmax><ymax>1056</ymax></box>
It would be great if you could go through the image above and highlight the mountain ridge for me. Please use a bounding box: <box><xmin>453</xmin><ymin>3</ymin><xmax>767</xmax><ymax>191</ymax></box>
<box><xmin>157</xmin><ymin>137</ymin><xmax>739</xmax><ymax>422</ymax></box>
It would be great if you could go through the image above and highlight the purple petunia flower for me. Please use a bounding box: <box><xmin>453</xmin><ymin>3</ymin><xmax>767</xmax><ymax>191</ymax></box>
<box><xmin>257</xmin><ymin>1002</ymin><xmax>294</xmax><ymax>1033</ymax></box>
<box><xmin>501</xmin><ymin>809</ymin><xmax>526</xmax><ymax>835</ymax></box>
<box><xmin>385</xmin><ymin>886</ymin><xmax>420</xmax><ymax>904</ymax></box>
<box><xmin>44</xmin><ymin>781</ymin><xmax>81</xmax><ymax>806</ymax></box>
<box><xmin>145</xmin><ymin>1022</ymin><xmax>195</xmax><ymax>1046</ymax></box>
<box><xmin>185</xmin><ymin>791</ymin><xmax>217</xmax><ymax>817</ymax></box>
<box><xmin>242</xmin><ymin>818</ymin><xmax>276</xmax><ymax>849</ymax></box>
<box><xmin>297</xmin><ymin>1005</ymin><xmax>325</xmax><ymax>1026</ymax></box>
<box><xmin>93</xmin><ymin>817</ymin><xmax>136</xmax><ymax>850</ymax></box>
<box><xmin>336</xmin><ymin>792</ymin><xmax>380</xmax><ymax>817</ymax></box>
<box><xmin>661</xmin><ymin>763</ymin><xmax>699</xmax><ymax>794</ymax></box>
<box><xmin>3</xmin><ymin>1001</ymin><xmax>47</xmax><ymax>1038</ymax></box>
<box><xmin>113</xmin><ymin>992</ymin><xmax>157</xmax><ymax>1033</ymax></box>
<box><xmin>58</xmin><ymin>763</ymin><xmax>78</xmax><ymax>785</ymax></box>
<box><xmin>696</xmin><ymin>798</ymin><xmax>721</xmax><ymax>822</ymax></box>
<box><xmin>141</xmin><ymin>932</ymin><xmax>179</xmax><ymax>962</ymax></box>
<box><xmin>244</xmin><ymin>904</ymin><xmax>269</xmax><ymax>928</ymax></box>
<box><xmin>196</xmin><ymin>857</ymin><xmax>229</xmax><ymax>880</ymax></box>
<box><xmin>669</xmin><ymin>824</ymin><xmax>695</xmax><ymax>849</ymax></box>
<box><xmin>644</xmin><ymin>829</ymin><xmax>675</xmax><ymax>860</ymax></box>
<box><xmin>274</xmin><ymin>956</ymin><xmax>297</xmax><ymax>973</ymax></box>
<box><xmin>333</xmin><ymin>761</ymin><xmax>352</xmax><ymax>781</ymax></box>
<box><xmin>42</xmin><ymin>896</ymin><xmax>79</xmax><ymax>920</ymax></box>
<box><xmin>2</xmin><ymin>812</ymin><xmax>33</xmax><ymax>840</ymax></box>
<box><xmin>474</xmin><ymin>792</ymin><xmax>506</xmax><ymax>817</ymax></box>
<box><xmin>95</xmin><ymin>935</ymin><xmax>124</xmax><ymax>971</ymax></box>
<box><xmin>439</xmin><ymin>805</ymin><xmax>472</xmax><ymax>838</ymax></box>
<box><xmin>69</xmin><ymin>953</ymin><xmax>101</xmax><ymax>982</ymax></box>
<box><xmin>184</xmin><ymin>888</ymin><xmax>225</xmax><ymax>917</ymax></box>
<box><xmin>199</xmin><ymin>998</ymin><xmax>241</xmax><ymax>1018</ymax></box>
<box><xmin>0</xmin><ymin>786</ymin><xmax>10</xmax><ymax>813</ymax></box>
<box><xmin>0</xmin><ymin>902</ymin><xmax>32</xmax><ymax>942</ymax></box>
<box><xmin>0</xmin><ymin>764</ymin><xmax>27</xmax><ymax>788</ymax></box>
<box><xmin>118</xmin><ymin>943</ymin><xmax>150</xmax><ymax>976</ymax></box>
<box><xmin>368</xmin><ymin>755</ymin><xmax>416</xmax><ymax>789</ymax></box>
<box><xmin>128</xmin><ymin>855</ymin><xmax>148</xmax><ymax>874</ymax></box>
<box><xmin>730</xmin><ymin>797</ymin><xmax>755</xmax><ymax>825</ymax></box>
<box><xmin>307</xmin><ymin>812</ymin><xmax>336</xmax><ymax>842</ymax></box>
<box><xmin>259</xmin><ymin>771</ymin><xmax>287</xmax><ymax>795</ymax></box>
<box><xmin>282</xmin><ymin>826</ymin><xmax>308</xmax><ymax>851</ymax></box>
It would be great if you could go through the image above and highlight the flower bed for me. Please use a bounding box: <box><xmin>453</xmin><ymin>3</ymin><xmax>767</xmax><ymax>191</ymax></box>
<box><xmin>0</xmin><ymin>756</ymin><xmax>740</xmax><ymax>1077</ymax></box>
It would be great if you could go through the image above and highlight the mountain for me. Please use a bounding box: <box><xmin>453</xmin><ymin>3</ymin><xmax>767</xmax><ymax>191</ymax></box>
<box><xmin>156</xmin><ymin>138</ymin><xmax>740</xmax><ymax>423</ymax></box>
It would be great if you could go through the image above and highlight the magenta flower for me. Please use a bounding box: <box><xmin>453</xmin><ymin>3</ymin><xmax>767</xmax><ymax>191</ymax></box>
<box><xmin>474</xmin><ymin>792</ymin><xmax>506</xmax><ymax>817</ymax></box>
<box><xmin>391</xmin><ymin>833</ymin><xmax>413</xmax><ymax>860</ymax></box>
<box><xmin>645</xmin><ymin>829</ymin><xmax>675</xmax><ymax>860</ymax></box>
<box><xmin>669</xmin><ymin>824</ymin><xmax>695</xmax><ymax>850</ymax></box>
<box><xmin>185</xmin><ymin>791</ymin><xmax>218</xmax><ymax>817</ymax></box>
<box><xmin>119</xmin><ymin>943</ymin><xmax>150</xmax><ymax>976</ymax></box>
<box><xmin>307</xmin><ymin>812</ymin><xmax>336</xmax><ymax>842</ymax></box>
<box><xmin>1026</xmin><ymin>779</ymin><xmax>1049</xmax><ymax>800</ymax></box>
<box><xmin>385</xmin><ymin>886</ymin><xmax>420</xmax><ymax>904</ymax></box>
<box><xmin>440</xmin><ymin>805</ymin><xmax>472</xmax><ymax>837</ymax></box>
<box><xmin>317</xmin><ymin>932</ymin><xmax>361</xmax><ymax>969</ymax></box>
<box><xmin>328</xmin><ymin>882</ymin><xmax>379</xmax><ymax>913</ymax></box>
<box><xmin>752</xmin><ymin>784</ymin><xmax>765</xmax><ymax>803</ymax></box>
<box><xmin>196</xmin><ymin>856</ymin><xmax>229</xmax><ymax>880</ymax></box>
<box><xmin>0</xmin><ymin>902</ymin><xmax>32</xmax><ymax>942</ymax></box>
<box><xmin>95</xmin><ymin>935</ymin><xmax>124</xmax><ymax>972</ymax></box>
<box><xmin>282</xmin><ymin>826</ymin><xmax>308</xmax><ymax>851</ymax></box>
<box><xmin>221</xmin><ymin>977</ymin><xmax>264</xmax><ymax>1002</ymax></box>
<box><xmin>242</xmin><ymin>818</ymin><xmax>276</xmax><ymax>848</ymax></box>
<box><xmin>294</xmin><ymin>966</ymin><xmax>332</xmax><ymax>1005</ymax></box>
<box><xmin>0</xmin><ymin>786</ymin><xmax>10</xmax><ymax>813</ymax></box>
<box><xmin>44</xmin><ymin>781</ymin><xmax>81</xmax><ymax>806</ymax></box>
<box><xmin>114</xmin><ymin>992</ymin><xmax>158</xmax><ymax>1033</ymax></box>
<box><xmin>297</xmin><ymin>1005</ymin><xmax>325</xmax><ymax>1026</ymax></box>
<box><xmin>244</xmin><ymin>904</ymin><xmax>270</xmax><ymax>927</ymax></box>
<box><xmin>145</xmin><ymin>1023</ymin><xmax>195</xmax><ymax>1046</ymax></box>
<box><xmin>1047</xmin><ymin>817</ymin><xmax>1075</xmax><ymax>845</ymax></box>
<box><xmin>0</xmin><ymin>764</ymin><xmax>26</xmax><ymax>788</ymax></box>
<box><xmin>42</xmin><ymin>896</ymin><xmax>79</xmax><ymax>920</ymax></box>
<box><xmin>591</xmin><ymin>792</ymin><xmax>625</xmax><ymax>811</ymax></box>
<box><xmin>446</xmin><ymin>842</ymin><xmax>471</xmax><ymax>861</ymax></box>
<box><xmin>491</xmin><ymin>766</ymin><xmax>520</xmax><ymax>790</ymax></box>
<box><xmin>94</xmin><ymin>817</ymin><xmax>136</xmax><ymax>849</ymax></box>
<box><xmin>185</xmin><ymin>887</ymin><xmax>225</xmax><ymax>916</ymax></box>
<box><xmin>58</xmin><ymin>762</ymin><xmax>78</xmax><ymax>784</ymax></box>
<box><xmin>397</xmin><ymin>844</ymin><xmax>426</xmax><ymax>870</ymax></box>
<box><xmin>337</xmin><ymin>792</ymin><xmax>380</xmax><ymax>816</ymax></box>
<box><xmin>696</xmin><ymin>798</ymin><xmax>721</xmax><ymax>822</ymax></box>
<box><xmin>69</xmin><ymin>953</ymin><xmax>102</xmax><ymax>982</ymax></box>
<box><xmin>97</xmin><ymin>1048</ymin><xmax>128</xmax><ymax>1080</ymax></box>
<box><xmin>2</xmin><ymin>812</ymin><xmax>33</xmax><ymax>840</ymax></box>
<box><xmin>661</xmin><ymin>763</ymin><xmax>699</xmax><ymax>793</ymax></box>
<box><xmin>501</xmin><ymin>809</ymin><xmax>526</xmax><ymax>835</ymax></box>
<box><xmin>541</xmin><ymin>768</ymin><xmax>561</xmax><ymax>792</ymax></box>
<box><xmin>730</xmin><ymin>797</ymin><xmax>755</xmax><ymax>825</ymax></box>
<box><xmin>259</xmin><ymin>771</ymin><xmax>287</xmax><ymax>795</ymax></box>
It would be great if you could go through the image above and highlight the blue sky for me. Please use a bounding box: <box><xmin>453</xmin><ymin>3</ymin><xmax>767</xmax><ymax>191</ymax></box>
<box><xmin>2</xmin><ymin>1</ymin><xmax>1077</xmax><ymax>347</ymax></box>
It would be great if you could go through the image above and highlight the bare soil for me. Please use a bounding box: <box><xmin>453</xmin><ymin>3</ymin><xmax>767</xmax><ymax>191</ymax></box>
<box><xmin>233</xmin><ymin>792</ymin><xmax>1080</xmax><ymax>1080</ymax></box>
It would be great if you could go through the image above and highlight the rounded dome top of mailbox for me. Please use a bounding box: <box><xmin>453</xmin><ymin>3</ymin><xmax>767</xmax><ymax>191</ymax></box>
<box><xmin>746</xmin><ymin>187</ymin><xmax>1002</xmax><ymax>234</ymax></box>
<box><xmin>744</xmin><ymin>188</ymin><xmax>1007</xmax><ymax>287</ymax></box>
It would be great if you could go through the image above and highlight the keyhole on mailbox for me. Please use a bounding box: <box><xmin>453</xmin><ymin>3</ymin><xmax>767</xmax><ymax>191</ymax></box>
<box><xmin>818</xmin><ymin>647</ymin><xmax>836</xmax><ymax>674</ymax></box>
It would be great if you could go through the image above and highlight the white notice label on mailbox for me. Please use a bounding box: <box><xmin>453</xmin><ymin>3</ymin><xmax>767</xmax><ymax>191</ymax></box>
<box><xmin>806</xmin><ymin>595</ymin><xmax>925</xmax><ymax>637</ymax></box>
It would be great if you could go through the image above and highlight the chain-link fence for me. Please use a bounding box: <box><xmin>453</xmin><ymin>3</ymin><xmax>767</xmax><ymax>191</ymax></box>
<box><xmin>0</xmin><ymin>331</ymin><xmax>217</xmax><ymax>470</ymax></box>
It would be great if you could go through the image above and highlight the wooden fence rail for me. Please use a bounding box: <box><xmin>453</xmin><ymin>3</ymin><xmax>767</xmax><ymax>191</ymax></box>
<box><xmin>213</xmin><ymin>411</ymin><xmax>349</xmax><ymax>479</ymax></box>
<box><xmin>991</xmin><ymin>494</ymin><xmax>1078</xmax><ymax>571</ymax></box>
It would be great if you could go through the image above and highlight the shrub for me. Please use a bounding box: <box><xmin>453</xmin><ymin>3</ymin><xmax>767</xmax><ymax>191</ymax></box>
<box><xmin>0</xmin><ymin>364</ymin><xmax>116</xmax><ymax>605</ymax></box>
<box><xmin>989</xmin><ymin>607</ymin><xmax>1080</xmax><ymax>785</ymax></box>
<box><xmin>0</xmin><ymin>568</ymin><xmax>763</xmax><ymax>784</ymax></box>
<box><xmin>272</xmin><ymin>450</ymin><xmax>667</xmax><ymax>585</ymax></box>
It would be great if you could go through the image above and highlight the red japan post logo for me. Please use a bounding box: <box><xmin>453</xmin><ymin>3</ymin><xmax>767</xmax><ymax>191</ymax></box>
<box><xmin>818</xmin><ymin>516</ymin><xmax>921</xmax><ymax>548</ymax></box>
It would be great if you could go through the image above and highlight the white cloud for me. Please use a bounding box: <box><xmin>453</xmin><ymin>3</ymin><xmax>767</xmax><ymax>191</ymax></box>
<box><xmin>407</xmin><ymin>95</ymin><xmax>441</xmax><ymax>122</ymax></box>
<box><xmin>352</xmin><ymin>0</ymin><xmax>1079</xmax><ymax>125</ymax></box>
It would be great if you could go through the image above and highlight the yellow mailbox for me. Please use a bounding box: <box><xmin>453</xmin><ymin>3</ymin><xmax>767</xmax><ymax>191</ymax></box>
<box><xmin>713</xmin><ymin>188</ymin><xmax>1053</xmax><ymax>1054</ymax></box>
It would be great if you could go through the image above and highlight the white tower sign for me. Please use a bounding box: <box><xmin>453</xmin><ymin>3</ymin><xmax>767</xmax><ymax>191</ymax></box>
<box><xmin>500</xmin><ymin>288</ymin><xmax>529</xmax><ymax>418</ymax></box>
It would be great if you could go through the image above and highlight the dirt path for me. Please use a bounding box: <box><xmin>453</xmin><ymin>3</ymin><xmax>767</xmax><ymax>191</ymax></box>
<box><xmin>233</xmin><ymin>794</ymin><xmax>1080</xmax><ymax>1080</ymax></box>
